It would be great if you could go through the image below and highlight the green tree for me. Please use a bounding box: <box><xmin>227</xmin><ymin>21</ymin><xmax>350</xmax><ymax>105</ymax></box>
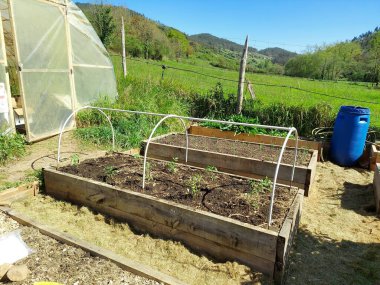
<box><xmin>89</xmin><ymin>4</ymin><xmax>116</xmax><ymax>47</ymax></box>
<box><xmin>369</xmin><ymin>31</ymin><xmax>380</xmax><ymax>85</ymax></box>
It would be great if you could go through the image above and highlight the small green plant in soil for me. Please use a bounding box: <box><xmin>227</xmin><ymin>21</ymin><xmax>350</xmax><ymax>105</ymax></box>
<box><xmin>249</xmin><ymin>177</ymin><xmax>273</xmax><ymax>195</ymax></box>
<box><xmin>132</xmin><ymin>153</ymin><xmax>141</xmax><ymax>159</ymax></box>
<box><xmin>246</xmin><ymin>177</ymin><xmax>273</xmax><ymax>210</ymax></box>
<box><xmin>205</xmin><ymin>165</ymin><xmax>218</xmax><ymax>172</ymax></box>
<box><xmin>205</xmin><ymin>165</ymin><xmax>218</xmax><ymax>181</ymax></box>
<box><xmin>104</xmin><ymin>165</ymin><xmax>117</xmax><ymax>177</ymax></box>
<box><xmin>146</xmin><ymin>161</ymin><xmax>153</xmax><ymax>181</ymax></box>
<box><xmin>167</xmin><ymin>157</ymin><xmax>179</xmax><ymax>173</ymax></box>
<box><xmin>298</xmin><ymin>149</ymin><xmax>310</xmax><ymax>162</ymax></box>
<box><xmin>186</xmin><ymin>174</ymin><xmax>203</xmax><ymax>197</ymax></box>
<box><xmin>70</xmin><ymin>154</ymin><xmax>80</xmax><ymax>166</ymax></box>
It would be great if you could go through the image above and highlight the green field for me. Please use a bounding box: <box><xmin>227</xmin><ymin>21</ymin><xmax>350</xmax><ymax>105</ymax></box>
<box><xmin>113</xmin><ymin>56</ymin><xmax>380</xmax><ymax>128</ymax></box>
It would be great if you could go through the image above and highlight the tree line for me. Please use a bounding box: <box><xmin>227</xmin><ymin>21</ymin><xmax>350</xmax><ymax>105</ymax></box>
<box><xmin>79</xmin><ymin>3</ymin><xmax>379</xmax><ymax>85</ymax></box>
<box><xmin>79</xmin><ymin>3</ymin><xmax>193</xmax><ymax>60</ymax></box>
<box><xmin>285</xmin><ymin>27</ymin><xmax>380</xmax><ymax>85</ymax></box>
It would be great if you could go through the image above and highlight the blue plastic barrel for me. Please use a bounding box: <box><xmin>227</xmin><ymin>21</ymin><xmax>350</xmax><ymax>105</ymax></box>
<box><xmin>330</xmin><ymin>106</ymin><xmax>370</xmax><ymax>166</ymax></box>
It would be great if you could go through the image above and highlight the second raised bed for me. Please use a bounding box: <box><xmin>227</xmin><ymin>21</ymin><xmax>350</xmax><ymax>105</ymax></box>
<box><xmin>142</xmin><ymin>133</ymin><xmax>318</xmax><ymax>196</ymax></box>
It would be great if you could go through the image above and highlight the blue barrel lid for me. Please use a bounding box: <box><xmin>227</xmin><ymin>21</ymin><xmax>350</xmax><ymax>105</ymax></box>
<box><xmin>339</xmin><ymin>106</ymin><xmax>370</xmax><ymax>115</ymax></box>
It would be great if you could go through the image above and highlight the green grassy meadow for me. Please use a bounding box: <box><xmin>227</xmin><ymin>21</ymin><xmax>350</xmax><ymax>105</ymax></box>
<box><xmin>113</xmin><ymin>56</ymin><xmax>380</xmax><ymax>128</ymax></box>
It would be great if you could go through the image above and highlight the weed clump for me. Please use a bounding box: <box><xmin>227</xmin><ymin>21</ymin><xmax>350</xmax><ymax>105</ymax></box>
<box><xmin>186</xmin><ymin>174</ymin><xmax>203</xmax><ymax>197</ymax></box>
<box><xmin>245</xmin><ymin>177</ymin><xmax>273</xmax><ymax>210</ymax></box>
<box><xmin>0</xmin><ymin>132</ymin><xmax>26</xmax><ymax>165</ymax></box>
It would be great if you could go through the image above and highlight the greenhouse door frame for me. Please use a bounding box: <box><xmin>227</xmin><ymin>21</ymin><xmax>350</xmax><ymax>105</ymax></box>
<box><xmin>0</xmin><ymin>7</ymin><xmax>15</xmax><ymax>133</ymax></box>
<box><xmin>7</xmin><ymin>0</ymin><xmax>76</xmax><ymax>142</ymax></box>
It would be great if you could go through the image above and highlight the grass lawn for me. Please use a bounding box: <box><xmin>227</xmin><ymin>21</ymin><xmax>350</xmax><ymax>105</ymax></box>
<box><xmin>113</xmin><ymin>56</ymin><xmax>380</xmax><ymax>127</ymax></box>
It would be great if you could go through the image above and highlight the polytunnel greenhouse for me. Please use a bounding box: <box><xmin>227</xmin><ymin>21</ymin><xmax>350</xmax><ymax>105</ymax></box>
<box><xmin>0</xmin><ymin>0</ymin><xmax>117</xmax><ymax>141</ymax></box>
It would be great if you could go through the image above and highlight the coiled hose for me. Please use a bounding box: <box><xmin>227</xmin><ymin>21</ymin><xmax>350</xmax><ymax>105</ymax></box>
<box><xmin>311</xmin><ymin>127</ymin><xmax>379</xmax><ymax>162</ymax></box>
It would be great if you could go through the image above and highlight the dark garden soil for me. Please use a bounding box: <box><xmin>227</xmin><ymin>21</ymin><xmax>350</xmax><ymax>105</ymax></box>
<box><xmin>60</xmin><ymin>153</ymin><xmax>298</xmax><ymax>229</ymax></box>
<box><xmin>155</xmin><ymin>134</ymin><xmax>312</xmax><ymax>166</ymax></box>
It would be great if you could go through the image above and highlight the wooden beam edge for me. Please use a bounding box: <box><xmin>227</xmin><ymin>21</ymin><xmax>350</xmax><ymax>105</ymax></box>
<box><xmin>188</xmin><ymin>126</ymin><xmax>321</xmax><ymax>150</ymax></box>
<box><xmin>143</xmin><ymin>141</ymin><xmax>310</xmax><ymax>171</ymax></box>
<box><xmin>0</xmin><ymin>207</ymin><xmax>187</xmax><ymax>285</ymax></box>
<box><xmin>273</xmin><ymin>189</ymin><xmax>303</xmax><ymax>284</ymax></box>
<box><xmin>0</xmin><ymin>181</ymin><xmax>39</xmax><ymax>205</ymax></box>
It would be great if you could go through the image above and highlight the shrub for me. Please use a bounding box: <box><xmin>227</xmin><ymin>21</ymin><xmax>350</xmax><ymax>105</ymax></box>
<box><xmin>75</xmin><ymin>76</ymin><xmax>190</xmax><ymax>149</ymax></box>
<box><xmin>0</xmin><ymin>132</ymin><xmax>26</xmax><ymax>165</ymax></box>
<box><xmin>189</xmin><ymin>82</ymin><xmax>335</xmax><ymax>137</ymax></box>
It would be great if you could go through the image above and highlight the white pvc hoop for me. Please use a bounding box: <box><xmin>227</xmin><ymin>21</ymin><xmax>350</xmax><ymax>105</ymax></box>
<box><xmin>57</xmin><ymin>106</ymin><xmax>115</xmax><ymax>165</ymax></box>
<box><xmin>56</xmin><ymin>106</ymin><xmax>299</xmax><ymax>226</ymax></box>
<box><xmin>267</xmin><ymin>127</ymin><xmax>298</xmax><ymax>226</ymax></box>
<box><xmin>142</xmin><ymin>114</ymin><xmax>189</xmax><ymax>189</ymax></box>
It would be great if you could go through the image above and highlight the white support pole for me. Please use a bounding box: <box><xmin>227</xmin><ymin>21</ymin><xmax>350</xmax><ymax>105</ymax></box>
<box><xmin>121</xmin><ymin>16</ymin><xmax>127</xmax><ymax>78</ymax></box>
<box><xmin>142</xmin><ymin>114</ymin><xmax>188</xmax><ymax>189</ymax></box>
<box><xmin>57</xmin><ymin>106</ymin><xmax>115</xmax><ymax>165</ymax></box>
<box><xmin>267</xmin><ymin>127</ymin><xmax>298</xmax><ymax>227</ymax></box>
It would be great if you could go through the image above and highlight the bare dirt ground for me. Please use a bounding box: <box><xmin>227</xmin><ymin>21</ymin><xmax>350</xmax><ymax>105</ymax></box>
<box><xmin>0</xmin><ymin>132</ymin><xmax>105</xmax><ymax>184</ymax></box>
<box><xmin>287</xmin><ymin>162</ymin><xmax>380</xmax><ymax>284</ymax></box>
<box><xmin>1</xmin><ymin>133</ymin><xmax>380</xmax><ymax>284</ymax></box>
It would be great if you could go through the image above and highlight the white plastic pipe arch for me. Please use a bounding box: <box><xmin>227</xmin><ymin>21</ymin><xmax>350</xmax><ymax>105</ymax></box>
<box><xmin>55</xmin><ymin>106</ymin><xmax>298</xmax><ymax>227</ymax></box>
<box><xmin>142</xmin><ymin>114</ymin><xmax>189</xmax><ymax>189</ymax></box>
<box><xmin>57</xmin><ymin>106</ymin><xmax>115</xmax><ymax>165</ymax></box>
<box><xmin>267</xmin><ymin>127</ymin><xmax>298</xmax><ymax>227</ymax></box>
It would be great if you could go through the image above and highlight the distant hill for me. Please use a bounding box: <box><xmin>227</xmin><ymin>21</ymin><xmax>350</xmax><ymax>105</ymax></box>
<box><xmin>189</xmin><ymin>33</ymin><xmax>297</xmax><ymax>65</ymax></box>
<box><xmin>189</xmin><ymin>33</ymin><xmax>258</xmax><ymax>53</ymax></box>
<box><xmin>258</xmin><ymin>47</ymin><xmax>298</xmax><ymax>65</ymax></box>
<box><xmin>77</xmin><ymin>3</ymin><xmax>287</xmax><ymax>74</ymax></box>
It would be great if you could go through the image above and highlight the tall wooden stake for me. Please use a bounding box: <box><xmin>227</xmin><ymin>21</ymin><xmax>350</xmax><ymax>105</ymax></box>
<box><xmin>121</xmin><ymin>16</ymin><xmax>127</xmax><ymax>77</ymax></box>
<box><xmin>236</xmin><ymin>35</ymin><xmax>248</xmax><ymax>114</ymax></box>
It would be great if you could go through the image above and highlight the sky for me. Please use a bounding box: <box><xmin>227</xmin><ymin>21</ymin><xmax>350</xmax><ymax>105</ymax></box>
<box><xmin>79</xmin><ymin>0</ymin><xmax>380</xmax><ymax>53</ymax></box>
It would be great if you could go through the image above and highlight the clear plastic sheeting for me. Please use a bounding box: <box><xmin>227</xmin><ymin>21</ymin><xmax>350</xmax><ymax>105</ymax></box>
<box><xmin>12</xmin><ymin>0</ymin><xmax>69</xmax><ymax>70</ymax></box>
<box><xmin>74</xmin><ymin>66</ymin><xmax>117</xmax><ymax>105</ymax></box>
<box><xmin>3</xmin><ymin>0</ymin><xmax>117</xmax><ymax>141</ymax></box>
<box><xmin>68</xmin><ymin>1</ymin><xmax>117</xmax><ymax>105</ymax></box>
<box><xmin>68</xmin><ymin>2</ymin><xmax>113</xmax><ymax>67</ymax></box>
<box><xmin>22</xmin><ymin>72</ymin><xmax>72</xmax><ymax>138</ymax></box>
<box><xmin>0</xmin><ymin>230</ymin><xmax>34</xmax><ymax>265</ymax></box>
<box><xmin>11</xmin><ymin>0</ymin><xmax>73</xmax><ymax>140</ymax></box>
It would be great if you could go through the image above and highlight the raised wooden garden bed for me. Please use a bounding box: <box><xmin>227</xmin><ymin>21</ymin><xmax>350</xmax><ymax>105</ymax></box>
<box><xmin>189</xmin><ymin>125</ymin><xmax>322</xmax><ymax>160</ymax></box>
<box><xmin>142</xmin><ymin>133</ymin><xmax>318</xmax><ymax>196</ymax></box>
<box><xmin>44</xmin><ymin>153</ymin><xmax>303</xmax><ymax>284</ymax></box>
<box><xmin>373</xmin><ymin>163</ymin><xmax>380</xmax><ymax>214</ymax></box>
<box><xmin>370</xmin><ymin>144</ymin><xmax>380</xmax><ymax>171</ymax></box>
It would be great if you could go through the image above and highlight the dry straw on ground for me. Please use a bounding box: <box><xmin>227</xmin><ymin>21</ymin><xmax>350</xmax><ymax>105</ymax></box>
<box><xmin>13</xmin><ymin>195</ymin><xmax>265</xmax><ymax>285</ymax></box>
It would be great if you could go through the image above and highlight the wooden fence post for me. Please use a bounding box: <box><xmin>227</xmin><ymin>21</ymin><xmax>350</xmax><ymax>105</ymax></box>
<box><xmin>247</xmin><ymin>80</ymin><xmax>255</xmax><ymax>100</ymax></box>
<box><xmin>236</xmin><ymin>35</ymin><xmax>249</xmax><ymax>114</ymax></box>
<box><xmin>121</xmin><ymin>16</ymin><xmax>127</xmax><ymax>77</ymax></box>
